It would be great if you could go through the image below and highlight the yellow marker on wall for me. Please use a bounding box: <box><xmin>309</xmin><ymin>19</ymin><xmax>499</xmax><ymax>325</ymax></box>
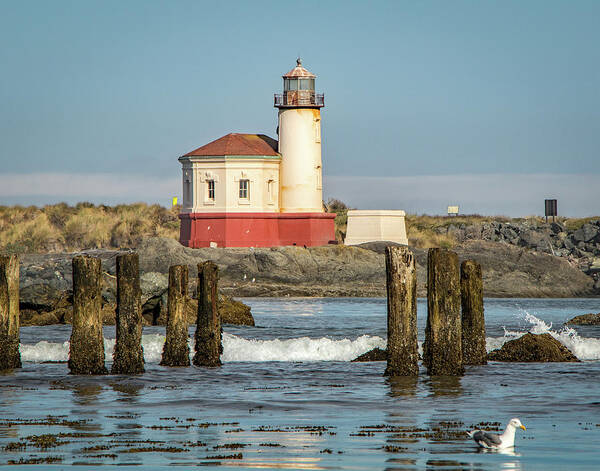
<box><xmin>172</xmin><ymin>197</ymin><xmax>178</xmax><ymax>207</ymax></box>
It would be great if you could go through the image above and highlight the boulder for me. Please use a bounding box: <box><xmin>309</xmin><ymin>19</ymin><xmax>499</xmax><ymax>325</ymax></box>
<box><xmin>566</xmin><ymin>313</ymin><xmax>600</xmax><ymax>325</ymax></box>
<box><xmin>351</xmin><ymin>347</ymin><xmax>387</xmax><ymax>362</ymax></box>
<box><xmin>588</xmin><ymin>257</ymin><xmax>600</xmax><ymax>274</ymax></box>
<box><xmin>20</xmin><ymin>310</ymin><xmax>60</xmax><ymax>326</ymax></box>
<box><xmin>518</xmin><ymin>230</ymin><xmax>547</xmax><ymax>251</ymax></box>
<box><xmin>550</xmin><ymin>222</ymin><xmax>565</xmax><ymax>234</ymax></box>
<box><xmin>140</xmin><ymin>272</ymin><xmax>168</xmax><ymax>304</ymax></box>
<box><xmin>487</xmin><ymin>333</ymin><xmax>579</xmax><ymax>362</ymax></box>
<box><xmin>573</xmin><ymin>224</ymin><xmax>599</xmax><ymax>243</ymax></box>
<box><xmin>182</xmin><ymin>296</ymin><xmax>255</xmax><ymax>326</ymax></box>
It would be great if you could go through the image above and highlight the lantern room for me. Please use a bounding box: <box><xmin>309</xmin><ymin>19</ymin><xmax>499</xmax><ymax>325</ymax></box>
<box><xmin>274</xmin><ymin>58</ymin><xmax>324</xmax><ymax>108</ymax></box>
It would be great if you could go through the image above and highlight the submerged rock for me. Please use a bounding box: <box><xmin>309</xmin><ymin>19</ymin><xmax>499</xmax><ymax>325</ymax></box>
<box><xmin>487</xmin><ymin>333</ymin><xmax>579</xmax><ymax>362</ymax></box>
<box><xmin>183</xmin><ymin>296</ymin><xmax>254</xmax><ymax>326</ymax></box>
<box><xmin>351</xmin><ymin>347</ymin><xmax>387</xmax><ymax>362</ymax></box>
<box><xmin>566</xmin><ymin>313</ymin><xmax>600</xmax><ymax>325</ymax></box>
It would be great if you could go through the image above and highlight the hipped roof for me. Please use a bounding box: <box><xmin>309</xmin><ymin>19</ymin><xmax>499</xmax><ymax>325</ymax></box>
<box><xmin>183</xmin><ymin>133</ymin><xmax>279</xmax><ymax>157</ymax></box>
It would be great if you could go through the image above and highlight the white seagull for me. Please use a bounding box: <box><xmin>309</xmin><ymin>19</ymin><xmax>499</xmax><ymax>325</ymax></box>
<box><xmin>467</xmin><ymin>418</ymin><xmax>526</xmax><ymax>449</ymax></box>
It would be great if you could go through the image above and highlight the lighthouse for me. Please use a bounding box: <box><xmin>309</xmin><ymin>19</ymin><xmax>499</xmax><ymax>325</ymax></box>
<box><xmin>178</xmin><ymin>59</ymin><xmax>335</xmax><ymax>248</ymax></box>
<box><xmin>275</xmin><ymin>58</ymin><xmax>324</xmax><ymax>213</ymax></box>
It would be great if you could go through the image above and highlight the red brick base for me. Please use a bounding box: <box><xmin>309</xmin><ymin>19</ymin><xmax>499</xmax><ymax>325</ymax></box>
<box><xmin>179</xmin><ymin>212</ymin><xmax>336</xmax><ymax>248</ymax></box>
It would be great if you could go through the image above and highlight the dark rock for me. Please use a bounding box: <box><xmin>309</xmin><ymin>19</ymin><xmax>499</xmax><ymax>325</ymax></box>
<box><xmin>351</xmin><ymin>347</ymin><xmax>387</xmax><ymax>362</ymax></box>
<box><xmin>501</xmin><ymin>227</ymin><xmax>518</xmax><ymax>240</ymax></box>
<box><xmin>563</xmin><ymin>238</ymin><xmax>575</xmax><ymax>250</ymax></box>
<box><xmin>566</xmin><ymin>313</ymin><xmax>600</xmax><ymax>325</ymax></box>
<box><xmin>463</xmin><ymin>225</ymin><xmax>483</xmax><ymax>240</ymax></box>
<box><xmin>518</xmin><ymin>230</ymin><xmax>546</xmax><ymax>250</ymax></box>
<box><xmin>20</xmin><ymin>310</ymin><xmax>60</xmax><ymax>326</ymax></box>
<box><xmin>573</xmin><ymin>224</ymin><xmax>599</xmax><ymax>243</ymax></box>
<box><xmin>588</xmin><ymin>258</ymin><xmax>600</xmax><ymax>274</ymax></box>
<box><xmin>159</xmin><ymin>294</ymin><xmax>254</xmax><ymax>327</ymax></box>
<box><xmin>550</xmin><ymin>222</ymin><xmax>565</xmax><ymax>234</ymax></box>
<box><xmin>487</xmin><ymin>333</ymin><xmax>579</xmax><ymax>362</ymax></box>
<box><xmin>219</xmin><ymin>296</ymin><xmax>255</xmax><ymax>326</ymax></box>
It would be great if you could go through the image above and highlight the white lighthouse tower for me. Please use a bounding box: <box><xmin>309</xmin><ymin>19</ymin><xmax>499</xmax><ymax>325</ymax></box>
<box><xmin>275</xmin><ymin>58</ymin><xmax>325</xmax><ymax>213</ymax></box>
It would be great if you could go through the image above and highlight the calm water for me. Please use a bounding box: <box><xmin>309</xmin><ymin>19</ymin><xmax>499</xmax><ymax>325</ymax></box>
<box><xmin>2</xmin><ymin>298</ymin><xmax>600</xmax><ymax>470</ymax></box>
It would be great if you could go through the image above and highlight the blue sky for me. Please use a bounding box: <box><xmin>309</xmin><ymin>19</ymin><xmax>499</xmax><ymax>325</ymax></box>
<box><xmin>0</xmin><ymin>0</ymin><xmax>598</xmax><ymax>215</ymax></box>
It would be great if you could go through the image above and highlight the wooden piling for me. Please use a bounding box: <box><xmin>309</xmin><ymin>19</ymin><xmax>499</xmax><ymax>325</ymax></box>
<box><xmin>69</xmin><ymin>256</ymin><xmax>108</xmax><ymax>375</ymax></box>
<box><xmin>384</xmin><ymin>246</ymin><xmax>418</xmax><ymax>376</ymax></box>
<box><xmin>423</xmin><ymin>248</ymin><xmax>464</xmax><ymax>376</ymax></box>
<box><xmin>193</xmin><ymin>261</ymin><xmax>221</xmax><ymax>367</ymax></box>
<box><xmin>461</xmin><ymin>260</ymin><xmax>487</xmax><ymax>365</ymax></box>
<box><xmin>111</xmin><ymin>253</ymin><xmax>145</xmax><ymax>374</ymax></box>
<box><xmin>0</xmin><ymin>255</ymin><xmax>21</xmax><ymax>370</ymax></box>
<box><xmin>161</xmin><ymin>265</ymin><xmax>190</xmax><ymax>367</ymax></box>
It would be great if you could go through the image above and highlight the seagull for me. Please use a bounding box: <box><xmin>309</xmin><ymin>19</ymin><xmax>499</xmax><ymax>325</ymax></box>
<box><xmin>467</xmin><ymin>418</ymin><xmax>526</xmax><ymax>449</ymax></box>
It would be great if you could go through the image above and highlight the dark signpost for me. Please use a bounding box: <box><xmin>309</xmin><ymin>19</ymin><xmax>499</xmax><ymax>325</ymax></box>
<box><xmin>545</xmin><ymin>199</ymin><xmax>558</xmax><ymax>223</ymax></box>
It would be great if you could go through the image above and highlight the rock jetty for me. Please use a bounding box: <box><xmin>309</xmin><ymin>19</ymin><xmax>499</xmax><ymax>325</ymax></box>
<box><xmin>443</xmin><ymin>219</ymin><xmax>600</xmax><ymax>291</ymax></box>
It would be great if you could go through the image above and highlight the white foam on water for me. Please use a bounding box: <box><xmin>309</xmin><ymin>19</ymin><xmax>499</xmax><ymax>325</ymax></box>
<box><xmin>221</xmin><ymin>333</ymin><xmax>386</xmax><ymax>362</ymax></box>
<box><xmin>19</xmin><ymin>333</ymin><xmax>386</xmax><ymax>364</ymax></box>
<box><xmin>19</xmin><ymin>340</ymin><xmax>70</xmax><ymax>362</ymax></box>
<box><xmin>18</xmin><ymin>311</ymin><xmax>600</xmax><ymax>363</ymax></box>
<box><xmin>486</xmin><ymin>311</ymin><xmax>600</xmax><ymax>361</ymax></box>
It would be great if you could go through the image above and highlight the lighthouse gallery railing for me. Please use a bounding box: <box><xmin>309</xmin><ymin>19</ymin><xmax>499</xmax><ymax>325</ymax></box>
<box><xmin>274</xmin><ymin>93</ymin><xmax>324</xmax><ymax>107</ymax></box>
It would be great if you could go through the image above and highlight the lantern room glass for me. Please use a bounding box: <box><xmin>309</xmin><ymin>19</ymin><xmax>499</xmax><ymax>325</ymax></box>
<box><xmin>284</xmin><ymin>78</ymin><xmax>314</xmax><ymax>91</ymax></box>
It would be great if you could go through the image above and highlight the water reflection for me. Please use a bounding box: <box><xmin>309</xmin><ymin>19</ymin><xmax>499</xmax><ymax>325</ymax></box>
<box><xmin>110</xmin><ymin>381</ymin><xmax>144</xmax><ymax>402</ymax></box>
<box><xmin>425</xmin><ymin>376</ymin><xmax>462</xmax><ymax>397</ymax></box>
<box><xmin>72</xmin><ymin>383</ymin><xmax>102</xmax><ymax>407</ymax></box>
<box><xmin>425</xmin><ymin>458</ymin><xmax>473</xmax><ymax>470</ymax></box>
<box><xmin>387</xmin><ymin>376</ymin><xmax>418</xmax><ymax>398</ymax></box>
<box><xmin>476</xmin><ymin>446</ymin><xmax>522</xmax><ymax>469</ymax></box>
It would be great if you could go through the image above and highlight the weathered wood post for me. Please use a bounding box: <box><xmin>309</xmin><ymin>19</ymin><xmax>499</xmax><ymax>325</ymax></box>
<box><xmin>461</xmin><ymin>260</ymin><xmax>487</xmax><ymax>365</ymax></box>
<box><xmin>161</xmin><ymin>265</ymin><xmax>190</xmax><ymax>367</ymax></box>
<box><xmin>423</xmin><ymin>248</ymin><xmax>464</xmax><ymax>376</ymax></box>
<box><xmin>193</xmin><ymin>261</ymin><xmax>221</xmax><ymax>367</ymax></box>
<box><xmin>112</xmin><ymin>253</ymin><xmax>145</xmax><ymax>374</ymax></box>
<box><xmin>0</xmin><ymin>255</ymin><xmax>21</xmax><ymax>370</ymax></box>
<box><xmin>384</xmin><ymin>246</ymin><xmax>418</xmax><ymax>376</ymax></box>
<box><xmin>69</xmin><ymin>256</ymin><xmax>108</xmax><ymax>375</ymax></box>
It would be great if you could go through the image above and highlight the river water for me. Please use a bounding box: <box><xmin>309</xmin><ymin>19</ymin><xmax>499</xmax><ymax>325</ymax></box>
<box><xmin>2</xmin><ymin>298</ymin><xmax>600</xmax><ymax>469</ymax></box>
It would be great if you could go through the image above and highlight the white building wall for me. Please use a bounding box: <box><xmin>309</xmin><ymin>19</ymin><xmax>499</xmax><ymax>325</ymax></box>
<box><xmin>180</xmin><ymin>158</ymin><xmax>280</xmax><ymax>213</ymax></box>
<box><xmin>278</xmin><ymin>108</ymin><xmax>323</xmax><ymax>213</ymax></box>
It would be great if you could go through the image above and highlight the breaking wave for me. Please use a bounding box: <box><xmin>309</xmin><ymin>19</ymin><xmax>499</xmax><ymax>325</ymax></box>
<box><xmin>19</xmin><ymin>333</ymin><xmax>386</xmax><ymax>364</ymax></box>
<box><xmin>486</xmin><ymin>311</ymin><xmax>600</xmax><ymax>361</ymax></box>
<box><xmin>18</xmin><ymin>312</ymin><xmax>600</xmax><ymax>363</ymax></box>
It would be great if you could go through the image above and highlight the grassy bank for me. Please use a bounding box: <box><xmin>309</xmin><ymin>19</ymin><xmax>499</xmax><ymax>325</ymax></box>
<box><xmin>0</xmin><ymin>203</ymin><xmax>179</xmax><ymax>254</ymax></box>
<box><xmin>1</xmin><ymin>202</ymin><xmax>597</xmax><ymax>254</ymax></box>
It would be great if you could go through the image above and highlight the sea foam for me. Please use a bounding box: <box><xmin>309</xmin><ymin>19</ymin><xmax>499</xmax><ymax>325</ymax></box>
<box><xmin>487</xmin><ymin>311</ymin><xmax>600</xmax><ymax>361</ymax></box>
<box><xmin>19</xmin><ymin>333</ymin><xmax>386</xmax><ymax>364</ymax></box>
<box><xmin>18</xmin><ymin>312</ymin><xmax>600</xmax><ymax>363</ymax></box>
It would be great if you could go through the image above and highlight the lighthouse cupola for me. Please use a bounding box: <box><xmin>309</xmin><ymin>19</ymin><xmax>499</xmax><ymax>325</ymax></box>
<box><xmin>275</xmin><ymin>58</ymin><xmax>324</xmax><ymax>108</ymax></box>
<box><xmin>275</xmin><ymin>59</ymin><xmax>325</xmax><ymax>213</ymax></box>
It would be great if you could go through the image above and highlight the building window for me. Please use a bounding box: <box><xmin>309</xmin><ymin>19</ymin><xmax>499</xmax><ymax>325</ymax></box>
<box><xmin>314</xmin><ymin>118</ymin><xmax>321</xmax><ymax>143</ymax></box>
<box><xmin>267</xmin><ymin>179</ymin><xmax>274</xmax><ymax>204</ymax></box>
<box><xmin>184</xmin><ymin>172</ymin><xmax>192</xmax><ymax>207</ymax></box>
<box><xmin>239</xmin><ymin>179</ymin><xmax>249</xmax><ymax>199</ymax></box>
<box><xmin>316</xmin><ymin>165</ymin><xmax>322</xmax><ymax>190</ymax></box>
<box><xmin>207</xmin><ymin>180</ymin><xmax>215</xmax><ymax>200</ymax></box>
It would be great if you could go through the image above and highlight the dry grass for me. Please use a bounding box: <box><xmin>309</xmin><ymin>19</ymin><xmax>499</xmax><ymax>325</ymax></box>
<box><xmin>0</xmin><ymin>203</ymin><xmax>180</xmax><ymax>254</ymax></box>
<box><xmin>325</xmin><ymin>198</ymin><xmax>349</xmax><ymax>243</ymax></box>
<box><xmin>1</xmin><ymin>202</ymin><xmax>597</xmax><ymax>254</ymax></box>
